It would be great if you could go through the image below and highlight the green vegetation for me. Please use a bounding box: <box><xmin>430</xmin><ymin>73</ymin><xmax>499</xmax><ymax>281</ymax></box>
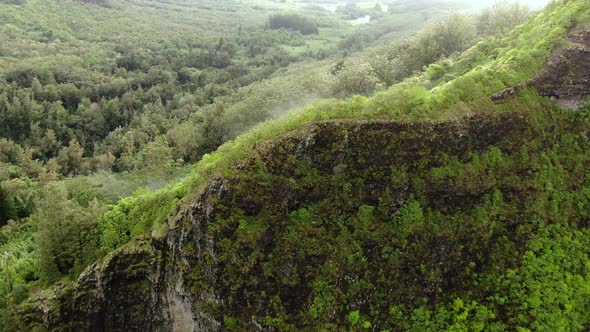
<box><xmin>36</xmin><ymin>183</ymin><xmax>102</xmax><ymax>282</ymax></box>
<box><xmin>0</xmin><ymin>186</ymin><xmax>16</xmax><ymax>225</ymax></box>
<box><xmin>1</xmin><ymin>0</ymin><xmax>481</xmax><ymax>316</ymax></box>
<box><xmin>205</xmin><ymin>106</ymin><xmax>590</xmax><ymax>330</ymax></box>
<box><xmin>1</xmin><ymin>0</ymin><xmax>590</xmax><ymax>329</ymax></box>
<box><xmin>269</xmin><ymin>13</ymin><xmax>319</xmax><ymax>35</ymax></box>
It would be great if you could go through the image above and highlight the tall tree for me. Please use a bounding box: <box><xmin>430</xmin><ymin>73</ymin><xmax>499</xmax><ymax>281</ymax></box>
<box><xmin>36</xmin><ymin>184</ymin><xmax>101</xmax><ymax>283</ymax></box>
<box><xmin>0</xmin><ymin>186</ymin><xmax>15</xmax><ymax>226</ymax></box>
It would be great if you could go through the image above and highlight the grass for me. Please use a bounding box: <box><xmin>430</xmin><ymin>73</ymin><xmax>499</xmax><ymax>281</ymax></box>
<box><xmin>95</xmin><ymin>0</ymin><xmax>590</xmax><ymax>253</ymax></box>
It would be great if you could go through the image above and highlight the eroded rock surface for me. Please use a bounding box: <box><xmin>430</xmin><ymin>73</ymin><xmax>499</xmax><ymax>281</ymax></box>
<box><xmin>491</xmin><ymin>29</ymin><xmax>590</xmax><ymax>109</ymax></box>
<box><xmin>17</xmin><ymin>27</ymin><xmax>590</xmax><ymax>332</ymax></box>
<box><xmin>20</xmin><ymin>112</ymin><xmax>538</xmax><ymax>331</ymax></box>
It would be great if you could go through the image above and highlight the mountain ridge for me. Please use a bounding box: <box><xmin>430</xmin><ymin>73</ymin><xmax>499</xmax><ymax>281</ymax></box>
<box><xmin>6</xmin><ymin>1</ymin><xmax>590</xmax><ymax>330</ymax></box>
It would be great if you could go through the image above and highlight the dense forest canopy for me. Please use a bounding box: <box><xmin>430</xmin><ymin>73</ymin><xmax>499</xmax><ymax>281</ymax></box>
<box><xmin>0</xmin><ymin>0</ymin><xmax>588</xmax><ymax>330</ymax></box>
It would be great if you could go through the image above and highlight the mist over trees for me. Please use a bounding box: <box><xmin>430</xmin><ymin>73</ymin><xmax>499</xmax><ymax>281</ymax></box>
<box><xmin>1</xmin><ymin>0</ymin><xmax>587</xmax><ymax>329</ymax></box>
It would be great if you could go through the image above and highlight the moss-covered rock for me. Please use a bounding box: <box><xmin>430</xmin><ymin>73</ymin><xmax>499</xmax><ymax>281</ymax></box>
<box><xmin>18</xmin><ymin>104</ymin><xmax>590</xmax><ymax>330</ymax></box>
<box><xmin>492</xmin><ymin>28</ymin><xmax>590</xmax><ymax>109</ymax></box>
<box><xmin>19</xmin><ymin>236</ymin><xmax>167</xmax><ymax>331</ymax></box>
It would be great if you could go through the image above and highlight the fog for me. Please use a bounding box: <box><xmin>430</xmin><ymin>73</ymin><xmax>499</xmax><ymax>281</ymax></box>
<box><xmin>299</xmin><ymin>0</ymin><xmax>555</xmax><ymax>10</ymax></box>
<box><xmin>467</xmin><ymin>0</ymin><xmax>552</xmax><ymax>9</ymax></box>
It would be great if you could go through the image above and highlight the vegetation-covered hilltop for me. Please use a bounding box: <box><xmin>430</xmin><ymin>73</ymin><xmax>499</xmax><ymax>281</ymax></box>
<box><xmin>1</xmin><ymin>0</ymin><xmax>590</xmax><ymax>330</ymax></box>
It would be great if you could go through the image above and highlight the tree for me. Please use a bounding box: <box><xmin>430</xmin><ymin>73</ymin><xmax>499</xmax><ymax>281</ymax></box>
<box><xmin>167</xmin><ymin>122</ymin><xmax>203</xmax><ymax>162</ymax></box>
<box><xmin>94</xmin><ymin>153</ymin><xmax>116</xmax><ymax>172</ymax></box>
<box><xmin>268</xmin><ymin>14</ymin><xmax>318</xmax><ymax>35</ymax></box>
<box><xmin>432</xmin><ymin>14</ymin><xmax>477</xmax><ymax>56</ymax></box>
<box><xmin>331</xmin><ymin>57</ymin><xmax>381</xmax><ymax>97</ymax></box>
<box><xmin>0</xmin><ymin>138</ymin><xmax>23</xmax><ymax>164</ymax></box>
<box><xmin>140</xmin><ymin>136</ymin><xmax>174</xmax><ymax>169</ymax></box>
<box><xmin>0</xmin><ymin>186</ymin><xmax>16</xmax><ymax>226</ymax></box>
<box><xmin>58</xmin><ymin>84</ymin><xmax>81</xmax><ymax>110</ymax></box>
<box><xmin>79</xmin><ymin>102</ymin><xmax>106</xmax><ymax>146</ymax></box>
<box><xmin>477</xmin><ymin>1</ymin><xmax>531</xmax><ymax>36</ymax></box>
<box><xmin>200</xmin><ymin>102</ymin><xmax>227</xmax><ymax>152</ymax></box>
<box><xmin>57</xmin><ymin>140</ymin><xmax>85</xmax><ymax>176</ymax></box>
<box><xmin>36</xmin><ymin>184</ymin><xmax>101</xmax><ymax>283</ymax></box>
<box><xmin>336</xmin><ymin>2</ymin><xmax>364</xmax><ymax>19</ymax></box>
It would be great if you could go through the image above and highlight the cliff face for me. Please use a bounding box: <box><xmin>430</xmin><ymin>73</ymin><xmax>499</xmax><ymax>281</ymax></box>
<box><xmin>21</xmin><ymin>237</ymin><xmax>167</xmax><ymax>331</ymax></box>
<box><xmin>18</xmin><ymin>27</ymin><xmax>590</xmax><ymax>332</ymax></box>
<box><xmin>530</xmin><ymin>29</ymin><xmax>590</xmax><ymax>109</ymax></box>
<box><xmin>20</xmin><ymin>100</ymin><xmax>590</xmax><ymax>330</ymax></box>
<box><xmin>492</xmin><ymin>29</ymin><xmax>590</xmax><ymax>109</ymax></box>
<box><xmin>19</xmin><ymin>112</ymin><xmax>543</xmax><ymax>330</ymax></box>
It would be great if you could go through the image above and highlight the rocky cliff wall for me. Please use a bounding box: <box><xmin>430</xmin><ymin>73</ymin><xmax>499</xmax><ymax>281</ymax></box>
<box><xmin>491</xmin><ymin>28</ymin><xmax>590</xmax><ymax>109</ymax></box>
<box><xmin>21</xmin><ymin>112</ymin><xmax>539</xmax><ymax>331</ymax></box>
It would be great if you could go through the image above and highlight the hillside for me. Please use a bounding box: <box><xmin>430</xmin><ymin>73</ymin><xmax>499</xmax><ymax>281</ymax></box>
<box><xmin>1</xmin><ymin>0</ymin><xmax>590</xmax><ymax>330</ymax></box>
<box><xmin>0</xmin><ymin>0</ymin><xmax>482</xmax><ymax>306</ymax></box>
<box><xmin>19</xmin><ymin>107</ymin><xmax>590</xmax><ymax>330</ymax></box>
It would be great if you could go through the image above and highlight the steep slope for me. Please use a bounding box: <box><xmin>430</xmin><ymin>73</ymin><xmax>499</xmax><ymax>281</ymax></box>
<box><xmin>19</xmin><ymin>104</ymin><xmax>590</xmax><ymax>331</ymax></box>
<box><xmin>7</xmin><ymin>1</ymin><xmax>590</xmax><ymax>331</ymax></box>
<box><xmin>492</xmin><ymin>28</ymin><xmax>590</xmax><ymax>109</ymax></box>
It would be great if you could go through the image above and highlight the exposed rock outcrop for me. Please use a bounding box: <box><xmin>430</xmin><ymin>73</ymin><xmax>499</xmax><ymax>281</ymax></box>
<box><xmin>491</xmin><ymin>28</ymin><xmax>590</xmax><ymax>109</ymax></box>
<box><xmin>17</xmin><ymin>25</ymin><xmax>590</xmax><ymax>332</ymax></box>
<box><xmin>21</xmin><ymin>237</ymin><xmax>168</xmax><ymax>331</ymax></box>
<box><xmin>19</xmin><ymin>112</ymin><xmax>538</xmax><ymax>331</ymax></box>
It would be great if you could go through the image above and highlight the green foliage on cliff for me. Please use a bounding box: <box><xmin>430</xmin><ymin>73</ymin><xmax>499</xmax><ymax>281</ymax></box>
<box><xmin>98</xmin><ymin>184</ymin><xmax>184</xmax><ymax>250</ymax></box>
<box><xmin>57</xmin><ymin>0</ymin><xmax>589</xmax><ymax>329</ymax></box>
<box><xmin>176</xmin><ymin>95</ymin><xmax>589</xmax><ymax>331</ymax></box>
<box><xmin>1</xmin><ymin>0</ymin><xmax>590</xmax><ymax>329</ymax></box>
<box><xmin>94</xmin><ymin>0</ymin><xmax>589</xmax><ymax>255</ymax></box>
